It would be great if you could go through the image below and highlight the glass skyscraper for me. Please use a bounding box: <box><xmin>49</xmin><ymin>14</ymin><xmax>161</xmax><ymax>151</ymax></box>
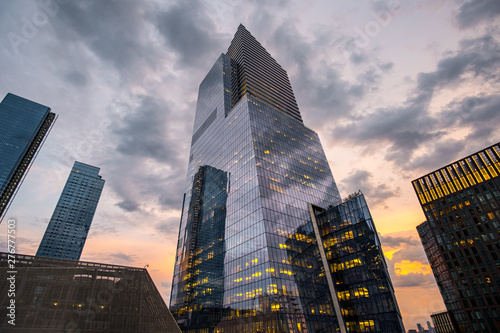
<box><xmin>170</xmin><ymin>25</ymin><xmax>403</xmax><ymax>333</ymax></box>
<box><xmin>0</xmin><ymin>93</ymin><xmax>56</xmax><ymax>221</ymax></box>
<box><xmin>36</xmin><ymin>161</ymin><xmax>105</xmax><ymax>260</ymax></box>
<box><xmin>305</xmin><ymin>194</ymin><xmax>404</xmax><ymax>332</ymax></box>
<box><xmin>413</xmin><ymin>143</ymin><xmax>500</xmax><ymax>333</ymax></box>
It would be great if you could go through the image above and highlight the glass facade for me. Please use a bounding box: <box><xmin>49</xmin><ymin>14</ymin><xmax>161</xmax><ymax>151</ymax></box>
<box><xmin>414</xmin><ymin>143</ymin><xmax>500</xmax><ymax>333</ymax></box>
<box><xmin>170</xmin><ymin>25</ymin><xmax>403</xmax><ymax>333</ymax></box>
<box><xmin>0</xmin><ymin>93</ymin><xmax>56</xmax><ymax>221</ymax></box>
<box><xmin>36</xmin><ymin>161</ymin><xmax>105</xmax><ymax>260</ymax></box>
<box><xmin>0</xmin><ymin>252</ymin><xmax>181</xmax><ymax>332</ymax></box>
<box><xmin>227</xmin><ymin>25</ymin><xmax>302</xmax><ymax>123</ymax></box>
<box><xmin>310</xmin><ymin>193</ymin><xmax>405</xmax><ymax>333</ymax></box>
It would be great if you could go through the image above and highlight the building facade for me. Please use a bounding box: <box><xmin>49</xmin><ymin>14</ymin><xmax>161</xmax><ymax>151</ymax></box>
<box><xmin>308</xmin><ymin>193</ymin><xmax>404</xmax><ymax>332</ymax></box>
<box><xmin>0</xmin><ymin>93</ymin><xmax>56</xmax><ymax>221</ymax></box>
<box><xmin>170</xmin><ymin>25</ymin><xmax>403</xmax><ymax>333</ymax></box>
<box><xmin>413</xmin><ymin>143</ymin><xmax>500</xmax><ymax>333</ymax></box>
<box><xmin>36</xmin><ymin>161</ymin><xmax>105</xmax><ymax>260</ymax></box>
<box><xmin>431</xmin><ymin>310</ymin><xmax>459</xmax><ymax>333</ymax></box>
<box><xmin>284</xmin><ymin>193</ymin><xmax>404</xmax><ymax>332</ymax></box>
<box><xmin>0</xmin><ymin>252</ymin><xmax>181</xmax><ymax>332</ymax></box>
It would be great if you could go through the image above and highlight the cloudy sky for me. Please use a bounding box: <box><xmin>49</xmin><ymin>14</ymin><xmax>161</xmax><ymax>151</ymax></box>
<box><xmin>1</xmin><ymin>0</ymin><xmax>499</xmax><ymax>329</ymax></box>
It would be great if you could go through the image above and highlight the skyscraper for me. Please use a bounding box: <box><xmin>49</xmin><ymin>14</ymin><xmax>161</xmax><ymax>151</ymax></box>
<box><xmin>170</xmin><ymin>25</ymin><xmax>403</xmax><ymax>332</ymax></box>
<box><xmin>36</xmin><ymin>161</ymin><xmax>105</xmax><ymax>260</ymax></box>
<box><xmin>0</xmin><ymin>93</ymin><xmax>56</xmax><ymax>221</ymax></box>
<box><xmin>413</xmin><ymin>143</ymin><xmax>500</xmax><ymax>333</ymax></box>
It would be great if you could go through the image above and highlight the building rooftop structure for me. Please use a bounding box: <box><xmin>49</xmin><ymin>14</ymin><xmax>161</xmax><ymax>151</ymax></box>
<box><xmin>0</xmin><ymin>252</ymin><xmax>181</xmax><ymax>332</ymax></box>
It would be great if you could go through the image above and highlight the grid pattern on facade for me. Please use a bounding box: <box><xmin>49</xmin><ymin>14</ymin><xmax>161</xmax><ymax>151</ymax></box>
<box><xmin>312</xmin><ymin>193</ymin><xmax>405</xmax><ymax>333</ymax></box>
<box><xmin>412</xmin><ymin>143</ymin><xmax>500</xmax><ymax>205</ymax></box>
<box><xmin>285</xmin><ymin>219</ymin><xmax>344</xmax><ymax>332</ymax></box>
<box><xmin>415</xmin><ymin>144</ymin><xmax>500</xmax><ymax>333</ymax></box>
<box><xmin>174</xmin><ymin>165</ymin><xmax>228</xmax><ymax>330</ymax></box>
<box><xmin>170</xmin><ymin>26</ymin><xmax>403</xmax><ymax>333</ymax></box>
<box><xmin>0</xmin><ymin>253</ymin><xmax>180</xmax><ymax>332</ymax></box>
<box><xmin>171</xmin><ymin>35</ymin><xmax>342</xmax><ymax>332</ymax></box>
<box><xmin>36</xmin><ymin>161</ymin><xmax>105</xmax><ymax>260</ymax></box>
<box><xmin>0</xmin><ymin>93</ymin><xmax>56</xmax><ymax>220</ymax></box>
<box><xmin>431</xmin><ymin>310</ymin><xmax>459</xmax><ymax>333</ymax></box>
<box><xmin>227</xmin><ymin>24</ymin><xmax>302</xmax><ymax>123</ymax></box>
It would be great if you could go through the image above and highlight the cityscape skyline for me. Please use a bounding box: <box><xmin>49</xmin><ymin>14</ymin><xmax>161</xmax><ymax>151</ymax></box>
<box><xmin>0</xmin><ymin>0</ymin><xmax>499</xmax><ymax>329</ymax></box>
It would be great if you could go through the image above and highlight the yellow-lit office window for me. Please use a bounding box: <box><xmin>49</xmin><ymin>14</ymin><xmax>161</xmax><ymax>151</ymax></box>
<box><xmin>478</xmin><ymin>163</ymin><xmax>491</xmax><ymax>180</ymax></box>
<box><xmin>430</xmin><ymin>188</ymin><xmax>438</xmax><ymax>200</ymax></box>
<box><xmin>487</xmin><ymin>165</ymin><xmax>498</xmax><ymax>177</ymax></box>
<box><xmin>466</xmin><ymin>173</ymin><xmax>476</xmax><ymax>186</ymax></box>
<box><xmin>267</xmin><ymin>284</ymin><xmax>278</xmax><ymax>294</ymax></box>
<box><xmin>337</xmin><ymin>290</ymin><xmax>350</xmax><ymax>300</ymax></box>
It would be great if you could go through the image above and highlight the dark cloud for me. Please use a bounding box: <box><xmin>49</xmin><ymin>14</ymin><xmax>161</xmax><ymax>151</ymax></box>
<box><xmin>52</xmin><ymin>0</ymin><xmax>156</xmax><ymax>73</ymax></box>
<box><xmin>116</xmin><ymin>199</ymin><xmax>140</xmax><ymax>212</ymax></box>
<box><xmin>330</xmin><ymin>33</ymin><xmax>500</xmax><ymax>170</ymax></box>
<box><xmin>151</xmin><ymin>174</ymin><xmax>186</xmax><ymax>210</ymax></box>
<box><xmin>154</xmin><ymin>0</ymin><xmax>227</xmax><ymax>69</ymax></box>
<box><xmin>407</xmin><ymin>138</ymin><xmax>465</xmax><ymax>172</ymax></box>
<box><xmin>112</xmin><ymin>96</ymin><xmax>180</xmax><ymax>163</ymax></box>
<box><xmin>379</xmin><ymin>233</ymin><xmax>421</xmax><ymax>248</ymax></box>
<box><xmin>270</xmin><ymin>22</ymin><xmax>376</xmax><ymax>128</ymax></box>
<box><xmin>450</xmin><ymin>94</ymin><xmax>500</xmax><ymax>127</ymax></box>
<box><xmin>393</xmin><ymin>272</ymin><xmax>435</xmax><ymax>288</ymax></box>
<box><xmin>88</xmin><ymin>217</ymin><xmax>119</xmax><ymax>236</ymax></box>
<box><xmin>456</xmin><ymin>0</ymin><xmax>500</xmax><ymax>29</ymax></box>
<box><xmin>63</xmin><ymin>70</ymin><xmax>87</xmax><ymax>86</ymax></box>
<box><xmin>109</xmin><ymin>252</ymin><xmax>137</xmax><ymax>262</ymax></box>
<box><xmin>106</xmin><ymin>95</ymin><xmax>188</xmax><ymax>212</ymax></box>
<box><xmin>262</xmin><ymin>16</ymin><xmax>398</xmax><ymax>131</ymax></box>
<box><xmin>341</xmin><ymin>170</ymin><xmax>400</xmax><ymax>207</ymax></box>
<box><xmin>156</xmin><ymin>216</ymin><xmax>181</xmax><ymax>235</ymax></box>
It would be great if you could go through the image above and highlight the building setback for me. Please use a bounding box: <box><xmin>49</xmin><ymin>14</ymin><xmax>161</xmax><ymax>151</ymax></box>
<box><xmin>169</xmin><ymin>24</ymin><xmax>404</xmax><ymax>333</ymax></box>
<box><xmin>36</xmin><ymin>161</ymin><xmax>105</xmax><ymax>260</ymax></box>
<box><xmin>0</xmin><ymin>252</ymin><xmax>181</xmax><ymax>332</ymax></box>
<box><xmin>413</xmin><ymin>143</ymin><xmax>500</xmax><ymax>333</ymax></box>
<box><xmin>0</xmin><ymin>93</ymin><xmax>56</xmax><ymax>221</ymax></box>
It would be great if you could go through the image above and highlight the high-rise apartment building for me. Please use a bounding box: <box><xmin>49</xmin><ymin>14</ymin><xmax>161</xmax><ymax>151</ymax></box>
<box><xmin>413</xmin><ymin>143</ymin><xmax>500</xmax><ymax>333</ymax></box>
<box><xmin>0</xmin><ymin>93</ymin><xmax>56</xmax><ymax>221</ymax></box>
<box><xmin>36</xmin><ymin>161</ymin><xmax>105</xmax><ymax>260</ymax></box>
<box><xmin>170</xmin><ymin>25</ymin><xmax>404</xmax><ymax>333</ymax></box>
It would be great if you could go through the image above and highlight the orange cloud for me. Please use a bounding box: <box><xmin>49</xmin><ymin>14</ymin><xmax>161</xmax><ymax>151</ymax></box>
<box><xmin>395</xmin><ymin>260</ymin><xmax>432</xmax><ymax>275</ymax></box>
<box><xmin>384</xmin><ymin>249</ymin><xmax>400</xmax><ymax>260</ymax></box>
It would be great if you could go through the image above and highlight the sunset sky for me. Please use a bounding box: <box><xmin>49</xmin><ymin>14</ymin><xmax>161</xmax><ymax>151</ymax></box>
<box><xmin>1</xmin><ymin>0</ymin><xmax>499</xmax><ymax>330</ymax></box>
